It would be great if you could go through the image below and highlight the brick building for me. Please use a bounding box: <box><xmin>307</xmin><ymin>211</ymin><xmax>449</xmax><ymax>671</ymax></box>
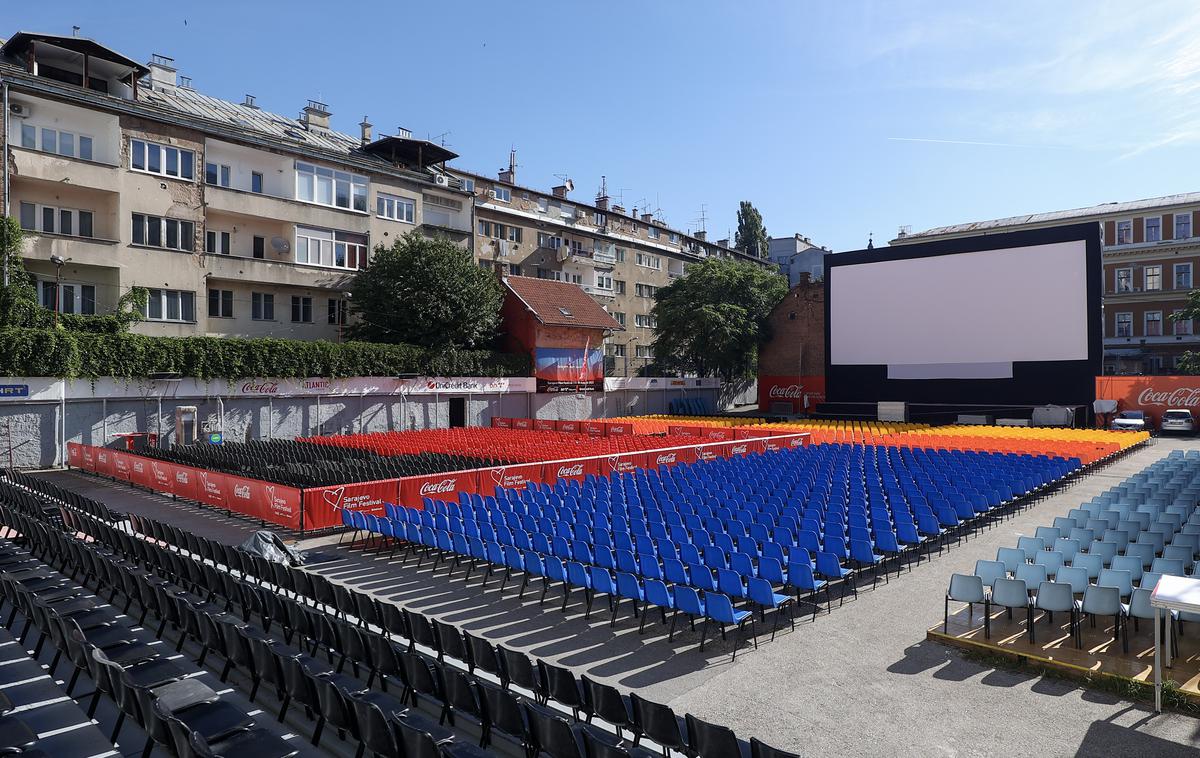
<box><xmin>757</xmin><ymin>278</ymin><xmax>825</xmax><ymax>413</ymax></box>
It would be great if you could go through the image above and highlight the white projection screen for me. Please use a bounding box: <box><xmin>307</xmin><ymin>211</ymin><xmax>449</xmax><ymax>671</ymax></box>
<box><xmin>824</xmin><ymin>223</ymin><xmax>1102</xmax><ymax>407</ymax></box>
<box><xmin>830</xmin><ymin>240</ymin><xmax>1088</xmax><ymax>376</ymax></box>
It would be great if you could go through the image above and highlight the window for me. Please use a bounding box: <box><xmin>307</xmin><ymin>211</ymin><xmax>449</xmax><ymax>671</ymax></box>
<box><xmin>462</xmin><ymin>178</ymin><xmax>475</xmax><ymax>193</ymax></box>
<box><xmin>328</xmin><ymin>298</ymin><xmax>348</xmax><ymax>325</ymax></box>
<box><xmin>1176</xmin><ymin>263</ymin><xmax>1193</xmax><ymax>290</ymax></box>
<box><xmin>207</xmin><ymin>288</ymin><xmax>233</xmax><ymax>318</ymax></box>
<box><xmin>205</xmin><ymin>162</ymin><xmax>231</xmax><ymax>187</ymax></box>
<box><xmin>490</xmin><ymin>186</ymin><xmax>511</xmax><ymax>202</ymax></box>
<box><xmin>130</xmin><ymin>138</ymin><xmax>193</xmax><ymax>179</ymax></box>
<box><xmin>647</xmin><ymin>226</ymin><xmax>660</xmax><ymax>240</ymax></box>
<box><xmin>635</xmin><ymin>345</ymin><xmax>654</xmax><ymax>359</ymax></box>
<box><xmin>669</xmin><ymin>232</ymin><xmax>679</xmax><ymax>244</ymax></box>
<box><xmin>593</xmin><ymin>212</ymin><xmax>607</xmax><ymax>226</ymax></box>
<box><xmin>18</xmin><ymin>202</ymin><xmax>93</xmax><ymax>238</ymax></box>
<box><xmin>376</xmin><ymin>193</ymin><xmax>415</xmax><ymax>223</ymax></box>
<box><xmin>294</xmin><ymin>162</ymin><xmax>367</xmax><ymax>211</ymax></box>
<box><xmin>1115</xmin><ymin>312</ymin><xmax>1133</xmax><ymax>337</ymax></box>
<box><xmin>40</xmin><ymin>281</ymin><xmax>95</xmax><ymax>315</ymax></box>
<box><xmin>251</xmin><ymin>292</ymin><xmax>274</xmax><ymax>321</ymax></box>
<box><xmin>251</xmin><ymin>172</ymin><xmax>263</xmax><ymax>194</ymax></box>
<box><xmin>615</xmin><ymin>247</ymin><xmax>626</xmax><ymax>263</ymax></box>
<box><xmin>611</xmin><ymin>311</ymin><xmax>626</xmax><ymax>327</ymax></box>
<box><xmin>1177</xmin><ymin>213</ymin><xmax>1193</xmax><ymax>240</ymax></box>
<box><xmin>295</xmin><ymin>226</ymin><xmax>368</xmax><ymax>270</ymax></box>
<box><xmin>253</xmin><ymin>236</ymin><xmax>265</xmax><ymax>259</ymax></box>
<box><xmin>595</xmin><ymin>273</ymin><xmax>613</xmax><ymax>290</ymax></box>
<box><xmin>607</xmin><ymin>343</ymin><xmax>626</xmax><ymax>357</ymax></box>
<box><xmin>1146</xmin><ymin>311</ymin><xmax>1163</xmax><ymax>337</ymax></box>
<box><xmin>1174</xmin><ymin>310</ymin><xmax>1194</xmax><ymax>336</ymax></box>
<box><xmin>291</xmin><ymin>296</ymin><xmax>313</xmax><ymax>323</ymax></box>
<box><xmin>1115</xmin><ymin>268</ymin><xmax>1133</xmax><ymax>293</ymax></box>
<box><xmin>144</xmin><ymin>289</ymin><xmax>195</xmax><ymax>322</ymax></box>
<box><xmin>568</xmin><ymin>272</ymin><xmax>583</xmax><ymax>284</ymax></box>
<box><xmin>614</xmin><ymin>279</ymin><xmax>626</xmax><ymax>295</ymax></box>
<box><xmin>536</xmin><ymin>268</ymin><xmax>562</xmax><ymax>281</ymax></box>
<box><xmin>21</xmin><ymin>125</ymin><xmax>93</xmax><ymax>160</ymax></box>
<box><xmin>1145</xmin><ymin>265</ymin><xmax>1162</xmax><ymax>291</ymax></box>
<box><xmin>635</xmin><ymin>283</ymin><xmax>658</xmax><ymax>298</ymax></box>
<box><xmin>205</xmin><ymin>230</ymin><xmax>231</xmax><ymax>255</ymax></box>
<box><xmin>478</xmin><ymin>221</ymin><xmax>522</xmax><ymax>243</ymax></box>
<box><xmin>1145</xmin><ymin>216</ymin><xmax>1161</xmax><ymax>242</ymax></box>
<box><xmin>635</xmin><ymin>314</ymin><xmax>657</xmax><ymax>328</ymax></box>
<box><xmin>132</xmin><ymin>214</ymin><xmax>194</xmax><ymax>251</ymax></box>
<box><xmin>636</xmin><ymin>252</ymin><xmax>662</xmax><ymax>270</ymax></box>
<box><xmin>537</xmin><ymin>232</ymin><xmax>561</xmax><ymax>249</ymax></box>
<box><xmin>1116</xmin><ymin>220</ymin><xmax>1132</xmax><ymax>245</ymax></box>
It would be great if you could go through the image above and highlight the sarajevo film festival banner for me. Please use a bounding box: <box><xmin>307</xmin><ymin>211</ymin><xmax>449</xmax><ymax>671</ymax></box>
<box><xmin>301</xmin><ymin>479</ymin><xmax>401</xmax><ymax>531</ymax></box>
<box><xmin>535</xmin><ymin>346</ymin><xmax>604</xmax><ymax>393</ymax></box>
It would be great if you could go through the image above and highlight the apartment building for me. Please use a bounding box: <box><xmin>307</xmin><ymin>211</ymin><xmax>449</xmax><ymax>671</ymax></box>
<box><xmin>0</xmin><ymin>32</ymin><xmax>470</xmax><ymax>341</ymax></box>
<box><xmin>453</xmin><ymin>164</ymin><xmax>769</xmax><ymax>375</ymax></box>
<box><xmin>768</xmin><ymin>233</ymin><xmax>828</xmax><ymax>286</ymax></box>
<box><xmin>891</xmin><ymin>192</ymin><xmax>1200</xmax><ymax>375</ymax></box>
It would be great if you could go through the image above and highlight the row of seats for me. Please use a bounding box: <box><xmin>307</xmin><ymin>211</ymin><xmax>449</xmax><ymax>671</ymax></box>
<box><xmin>945</xmin><ymin>450</ymin><xmax>1200</xmax><ymax>652</ymax></box>
<box><xmin>4</xmin><ymin>471</ymin><xmax>799</xmax><ymax>758</ymax></box>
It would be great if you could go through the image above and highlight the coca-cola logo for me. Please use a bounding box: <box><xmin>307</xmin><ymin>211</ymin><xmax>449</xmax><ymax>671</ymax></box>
<box><xmin>1136</xmin><ymin>387</ymin><xmax>1200</xmax><ymax>408</ymax></box>
<box><xmin>731</xmin><ymin>444</ymin><xmax>748</xmax><ymax>455</ymax></box>
<box><xmin>656</xmin><ymin>453</ymin><xmax>677</xmax><ymax>465</ymax></box>
<box><xmin>557</xmin><ymin>464</ymin><xmax>584</xmax><ymax>478</ymax></box>
<box><xmin>610</xmin><ymin>425</ymin><xmax>627</xmax><ymax>434</ymax></box>
<box><xmin>769</xmin><ymin>384</ymin><xmax>803</xmax><ymax>399</ymax></box>
<box><xmin>241</xmin><ymin>381</ymin><xmax>279</xmax><ymax>394</ymax></box>
<box><xmin>175</xmin><ymin>471</ymin><xmax>189</xmax><ymax>484</ymax></box>
<box><xmin>133</xmin><ymin>461</ymin><xmax>144</xmax><ymax>473</ymax></box>
<box><xmin>233</xmin><ymin>484</ymin><xmax>251</xmax><ymax>500</ymax></box>
<box><xmin>419</xmin><ymin>479</ymin><xmax>457</xmax><ymax>496</ymax></box>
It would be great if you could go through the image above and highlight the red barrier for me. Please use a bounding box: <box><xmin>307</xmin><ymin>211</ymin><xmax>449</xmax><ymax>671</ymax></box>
<box><xmin>81</xmin><ymin>445</ymin><xmax>96</xmax><ymax>472</ymax></box>
<box><xmin>646</xmin><ymin>447</ymin><xmax>696</xmax><ymax>468</ymax></box>
<box><xmin>491</xmin><ymin>417</ymin><xmax>512</xmax><ymax>428</ymax></box>
<box><xmin>605</xmin><ymin>452</ymin><xmax>646</xmax><ymax>475</ymax></box>
<box><xmin>701</xmin><ymin>428</ymin><xmax>734</xmax><ymax>441</ymax></box>
<box><xmin>533</xmin><ymin>418</ymin><xmax>557</xmax><ymax>431</ymax></box>
<box><xmin>606</xmin><ymin>422</ymin><xmax>631</xmax><ymax>436</ymax></box>
<box><xmin>399</xmin><ymin>471</ymin><xmax>476</xmax><ymax>508</ymax></box>
<box><xmin>67</xmin><ymin>442</ymin><xmax>83</xmax><ymax>468</ymax></box>
<box><xmin>555</xmin><ymin>420</ymin><xmax>580</xmax><ymax>433</ymax></box>
<box><xmin>512</xmin><ymin>418</ymin><xmax>532</xmax><ymax>430</ymax></box>
<box><xmin>302</xmin><ymin>479</ymin><xmax>400</xmax><ymax>530</ymax></box>
<box><xmin>667</xmin><ymin>425</ymin><xmax>702</xmax><ymax>437</ymax></box>
<box><xmin>546</xmin><ymin>457</ymin><xmax>600</xmax><ymax>484</ymax></box>
<box><xmin>196</xmin><ymin>469</ymin><xmax>230</xmax><ymax>509</ymax></box>
<box><xmin>480</xmin><ymin>463</ymin><xmax>546</xmax><ymax>492</ymax></box>
<box><xmin>583</xmin><ymin>421</ymin><xmax>607</xmax><ymax>437</ymax></box>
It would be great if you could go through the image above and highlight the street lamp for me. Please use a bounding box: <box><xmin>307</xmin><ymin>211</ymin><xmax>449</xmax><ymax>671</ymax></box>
<box><xmin>49</xmin><ymin>254</ymin><xmax>70</xmax><ymax>328</ymax></box>
<box><xmin>339</xmin><ymin>291</ymin><xmax>352</xmax><ymax>342</ymax></box>
<box><xmin>625</xmin><ymin>336</ymin><xmax>639</xmax><ymax>378</ymax></box>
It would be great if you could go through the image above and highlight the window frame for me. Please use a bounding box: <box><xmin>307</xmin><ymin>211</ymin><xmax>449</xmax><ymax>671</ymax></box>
<box><xmin>1145</xmin><ymin>216</ymin><xmax>1162</xmax><ymax>242</ymax></box>
<box><xmin>205</xmin><ymin>229</ymin><xmax>232</xmax><ymax>255</ymax></box>
<box><xmin>18</xmin><ymin>201</ymin><xmax>93</xmax><ymax>238</ymax></box>
<box><xmin>39</xmin><ymin>279</ymin><xmax>96</xmax><ymax>315</ymax></box>
<box><xmin>205</xmin><ymin>161</ymin><xmax>232</xmax><ymax>187</ymax></box>
<box><xmin>1116</xmin><ymin>220</ymin><xmax>1133</xmax><ymax>245</ymax></box>
<box><xmin>207</xmin><ymin>288</ymin><xmax>234</xmax><ymax>319</ymax></box>
<box><xmin>130</xmin><ymin>138</ymin><xmax>194</xmax><ymax>180</ymax></box>
<box><xmin>1174</xmin><ymin>310</ymin><xmax>1194</xmax><ymax>336</ymax></box>
<box><xmin>376</xmin><ymin>192</ymin><xmax>416</xmax><ymax>224</ymax></box>
<box><xmin>1177</xmin><ymin>213</ymin><xmax>1193</xmax><ymax>241</ymax></box>
<box><xmin>294</xmin><ymin>161</ymin><xmax>368</xmax><ymax>212</ymax></box>
<box><xmin>143</xmin><ymin>288</ymin><xmax>196</xmax><ymax>322</ymax></box>
<box><xmin>1144</xmin><ymin>265</ymin><xmax>1162</xmax><ymax>291</ymax></box>
<box><xmin>1115</xmin><ymin>311</ymin><xmax>1133</xmax><ymax>338</ymax></box>
<box><xmin>294</xmin><ymin>226</ymin><xmax>368</xmax><ymax>270</ymax></box>
<box><xmin>290</xmin><ymin>295</ymin><xmax>313</xmax><ymax>323</ymax></box>
<box><xmin>132</xmin><ymin>213</ymin><xmax>195</xmax><ymax>252</ymax></box>
<box><xmin>251</xmin><ymin>291</ymin><xmax>275</xmax><ymax>321</ymax></box>
<box><xmin>1145</xmin><ymin>310</ymin><xmax>1163</xmax><ymax>337</ymax></box>
<box><xmin>1115</xmin><ymin>267</ymin><xmax>1133</xmax><ymax>293</ymax></box>
<box><xmin>1175</xmin><ymin>262</ymin><xmax>1193</xmax><ymax>290</ymax></box>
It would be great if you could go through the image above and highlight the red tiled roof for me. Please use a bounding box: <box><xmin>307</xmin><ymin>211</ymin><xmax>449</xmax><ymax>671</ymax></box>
<box><xmin>503</xmin><ymin>276</ymin><xmax>624</xmax><ymax>331</ymax></box>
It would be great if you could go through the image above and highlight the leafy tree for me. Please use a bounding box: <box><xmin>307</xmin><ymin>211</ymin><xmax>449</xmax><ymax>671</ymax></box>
<box><xmin>347</xmin><ymin>232</ymin><xmax>503</xmax><ymax>348</ymax></box>
<box><xmin>734</xmin><ymin>201</ymin><xmax>769</xmax><ymax>258</ymax></box>
<box><xmin>650</xmin><ymin>257</ymin><xmax>788</xmax><ymax>384</ymax></box>
<box><xmin>1170</xmin><ymin>296</ymin><xmax>1200</xmax><ymax>374</ymax></box>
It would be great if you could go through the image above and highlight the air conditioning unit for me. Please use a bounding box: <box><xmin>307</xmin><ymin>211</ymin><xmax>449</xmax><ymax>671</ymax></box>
<box><xmin>433</xmin><ymin>173</ymin><xmax>449</xmax><ymax>187</ymax></box>
<box><xmin>9</xmin><ymin>102</ymin><xmax>30</xmax><ymax>118</ymax></box>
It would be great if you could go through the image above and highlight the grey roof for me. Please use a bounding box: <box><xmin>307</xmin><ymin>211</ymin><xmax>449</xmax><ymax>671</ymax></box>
<box><xmin>138</xmin><ymin>85</ymin><xmax>362</xmax><ymax>155</ymax></box>
<box><xmin>900</xmin><ymin>191</ymin><xmax>1200</xmax><ymax>241</ymax></box>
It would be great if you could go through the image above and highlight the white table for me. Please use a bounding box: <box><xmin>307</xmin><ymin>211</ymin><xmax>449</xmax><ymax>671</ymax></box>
<box><xmin>1151</xmin><ymin>574</ymin><xmax>1200</xmax><ymax>712</ymax></box>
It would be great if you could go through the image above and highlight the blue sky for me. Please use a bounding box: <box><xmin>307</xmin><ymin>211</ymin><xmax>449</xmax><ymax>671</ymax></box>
<box><xmin>10</xmin><ymin>1</ymin><xmax>1200</xmax><ymax>252</ymax></box>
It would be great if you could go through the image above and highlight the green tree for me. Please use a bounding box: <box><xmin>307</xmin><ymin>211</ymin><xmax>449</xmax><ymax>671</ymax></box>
<box><xmin>347</xmin><ymin>231</ymin><xmax>504</xmax><ymax>348</ymax></box>
<box><xmin>734</xmin><ymin>201</ymin><xmax>769</xmax><ymax>258</ymax></box>
<box><xmin>650</xmin><ymin>257</ymin><xmax>788</xmax><ymax>384</ymax></box>
<box><xmin>1171</xmin><ymin>295</ymin><xmax>1200</xmax><ymax>373</ymax></box>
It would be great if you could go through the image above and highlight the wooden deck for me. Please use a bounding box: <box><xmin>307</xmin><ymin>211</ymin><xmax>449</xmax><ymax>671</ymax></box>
<box><xmin>930</xmin><ymin>600</ymin><xmax>1200</xmax><ymax>699</ymax></box>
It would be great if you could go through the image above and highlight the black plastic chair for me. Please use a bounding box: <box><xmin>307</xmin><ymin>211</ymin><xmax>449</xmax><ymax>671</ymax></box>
<box><xmin>351</xmin><ymin>696</ymin><xmax>401</xmax><ymax>758</ymax></box>
<box><xmin>685</xmin><ymin>713</ymin><xmax>742</xmax><ymax>758</ymax></box>
<box><xmin>438</xmin><ymin>666</ymin><xmax>483</xmax><ymax>729</ymax></box>
<box><xmin>435</xmin><ymin>619</ymin><xmax>469</xmax><ymax>664</ymax></box>
<box><xmin>630</xmin><ymin>693</ymin><xmax>688</xmax><ymax>757</ymax></box>
<box><xmin>750</xmin><ymin>737</ymin><xmax>802</xmax><ymax>758</ymax></box>
<box><xmin>538</xmin><ymin>660</ymin><xmax>586</xmax><ymax>719</ymax></box>
<box><xmin>525</xmin><ymin>701</ymin><xmax>585</xmax><ymax>758</ymax></box>
<box><xmin>405</xmin><ymin>609</ymin><xmax>440</xmax><ymax>655</ymax></box>
<box><xmin>581</xmin><ymin>675</ymin><xmax>633</xmax><ymax>739</ymax></box>
<box><xmin>399</xmin><ymin>651</ymin><xmax>442</xmax><ymax>707</ymax></box>
<box><xmin>464</xmin><ymin>630</ymin><xmax>503</xmax><ymax>681</ymax></box>
<box><xmin>475</xmin><ymin>679</ymin><xmax>528</xmax><ymax>750</ymax></box>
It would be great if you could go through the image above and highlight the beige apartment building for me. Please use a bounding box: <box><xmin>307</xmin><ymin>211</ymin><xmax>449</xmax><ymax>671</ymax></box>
<box><xmin>891</xmin><ymin>193</ymin><xmax>1200</xmax><ymax>375</ymax></box>
<box><xmin>454</xmin><ymin>165</ymin><xmax>766</xmax><ymax>375</ymax></box>
<box><xmin>0</xmin><ymin>32</ymin><xmax>469</xmax><ymax>342</ymax></box>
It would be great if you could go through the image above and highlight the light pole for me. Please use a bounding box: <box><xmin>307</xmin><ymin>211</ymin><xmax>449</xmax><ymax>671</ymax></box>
<box><xmin>50</xmin><ymin>254</ymin><xmax>70</xmax><ymax>328</ymax></box>
<box><xmin>338</xmin><ymin>291</ymin><xmax>352</xmax><ymax>342</ymax></box>
<box><xmin>625</xmin><ymin>336</ymin><xmax>639</xmax><ymax>378</ymax></box>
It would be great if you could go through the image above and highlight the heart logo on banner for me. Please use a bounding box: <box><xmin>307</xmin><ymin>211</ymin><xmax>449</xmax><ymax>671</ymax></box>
<box><xmin>490</xmin><ymin>468</ymin><xmax>506</xmax><ymax>485</ymax></box>
<box><xmin>323</xmin><ymin>486</ymin><xmax>346</xmax><ymax>509</ymax></box>
<box><xmin>607</xmin><ymin>456</ymin><xmax>620</xmax><ymax>472</ymax></box>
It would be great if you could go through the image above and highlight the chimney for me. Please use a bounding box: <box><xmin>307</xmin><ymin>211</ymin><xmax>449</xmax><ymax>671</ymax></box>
<box><xmin>397</xmin><ymin>126</ymin><xmax>412</xmax><ymax>139</ymax></box>
<box><xmin>301</xmin><ymin>100</ymin><xmax>331</xmax><ymax>131</ymax></box>
<box><xmin>147</xmin><ymin>54</ymin><xmax>177</xmax><ymax>91</ymax></box>
<box><xmin>695</xmin><ymin>230</ymin><xmax>707</xmax><ymax>241</ymax></box>
<box><xmin>552</xmin><ymin>185</ymin><xmax>569</xmax><ymax>199</ymax></box>
<box><xmin>596</xmin><ymin>196</ymin><xmax>609</xmax><ymax>211</ymax></box>
<box><xmin>359</xmin><ymin>117</ymin><xmax>373</xmax><ymax>146</ymax></box>
<box><xmin>243</xmin><ymin>94</ymin><xmax>258</xmax><ymax>109</ymax></box>
<box><xmin>499</xmin><ymin>149</ymin><xmax>517</xmax><ymax>185</ymax></box>
<box><xmin>612</xmin><ymin>204</ymin><xmax>625</xmax><ymax>215</ymax></box>
<box><xmin>640</xmin><ymin>212</ymin><xmax>653</xmax><ymax>223</ymax></box>
<box><xmin>717</xmin><ymin>238</ymin><xmax>730</xmax><ymax>248</ymax></box>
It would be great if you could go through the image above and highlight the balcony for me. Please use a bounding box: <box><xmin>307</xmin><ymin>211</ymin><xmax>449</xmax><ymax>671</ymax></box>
<box><xmin>11</xmin><ymin>146</ymin><xmax>119</xmax><ymax>192</ymax></box>
<box><xmin>205</xmin><ymin>184</ymin><xmax>370</xmax><ymax>231</ymax></box>
<box><xmin>203</xmin><ymin>252</ymin><xmax>355</xmax><ymax>290</ymax></box>
<box><xmin>583</xmin><ymin>285</ymin><xmax>616</xmax><ymax>298</ymax></box>
<box><xmin>22</xmin><ymin>230</ymin><xmax>120</xmax><ymax>264</ymax></box>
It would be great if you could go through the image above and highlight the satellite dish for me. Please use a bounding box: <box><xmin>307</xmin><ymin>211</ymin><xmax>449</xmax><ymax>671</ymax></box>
<box><xmin>564</xmin><ymin>178</ymin><xmax>574</xmax><ymax>192</ymax></box>
<box><xmin>270</xmin><ymin>236</ymin><xmax>291</xmax><ymax>253</ymax></box>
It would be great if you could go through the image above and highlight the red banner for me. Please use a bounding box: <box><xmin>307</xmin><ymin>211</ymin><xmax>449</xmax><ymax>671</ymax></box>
<box><xmin>647</xmin><ymin>447</ymin><xmax>696</xmax><ymax>468</ymax></box>
<box><xmin>668</xmin><ymin>425</ymin><xmax>702</xmax><ymax>437</ymax></box>
<box><xmin>81</xmin><ymin>445</ymin><xmax>96</xmax><ymax>472</ymax></box>
<box><xmin>148</xmin><ymin>459</ymin><xmax>175</xmax><ymax>495</ymax></box>
<box><xmin>196</xmin><ymin>469</ymin><xmax>230</xmax><ymax>509</ymax></box>
<box><xmin>1096</xmin><ymin>376</ymin><xmax>1200</xmax><ymax>425</ymax></box>
<box><xmin>110</xmin><ymin>451</ymin><xmax>132</xmax><ymax>482</ymax></box>
<box><xmin>556</xmin><ymin>420</ymin><xmax>580</xmax><ymax>433</ymax></box>
<box><xmin>724</xmin><ymin>440</ymin><xmax>753</xmax><ymax>458</ymax></box>
<box><xmin>94</xmin><ymin>448</ymin><xmax>114</xmax><ymax>478</ymax></box>
<box><xmin>302</xmin><ymin>479</ymin><xmax>399</xmax><ymax>531</ymax></box>
<box><xmin>605</xmin><ymin>452</ymin><xmax>646</xmax><ymax>475</ymax></box>
<box><xmin>480</xmin><ymin>463</ymin><xmax>546</xmax><ymax>493</ymax></box>
<box><xmin>758</xmin><ymin>374</ymin><xmax>826</xmax><ymax>413</ymax></box>
<box><xmin>583</xmin><ymin>421</ymin><xmax>608</xmax><ymax>437</ymax></box>
<box><xmin>546</xmin><ymin>457</ymin><xmax>600</xmax><ymax>484</ymax></box>
<box><xmin>605</xmin><ymin>422</ymin><xmax>631</xmax><ymax>436</ymax></box>
<box><xmin>399</xmin><ymin>471</ymin><xmax>477</xmax><ymax>508</ymax></box>
<box><xmin>129</xmin><ymin>456</ymin><xmax>153</xmax><ymax>489</ymax></box>
<box><xmin>491</xmin><ymin>417</ymin><xmax>512</xmax><ymax>428</ymax></box>
<box><xmin>701</xmin><ymin>428</ymin><xmax>734</xmax><ymax>441</ymax></box>
<box><xmin>67</xmin><ymin>442</ymin><xmax>83</xmax><ymax>468</ymax></box>
<box><xmin>533</xmin><ymin>418</ymin><xmax>557</xmax><ymax>431</ymax></box>
<box><xmin>696</xmin><ymin>443</ymin><xmax>723</xmax><ymax>462</ymax></box>
<box><xmin>224</xmin><ymin>477</ymin><xmax>302</xmax><ymax>530</ymax></box>
<box><xmin>171</xmin><ymin>465</ymin><xmax>203</xmax><ymax>503</ymax></box>
<box><xmin>512</xmin><ymin>418</ymin><xmax>532</xmax><ymax>430</ymax></box>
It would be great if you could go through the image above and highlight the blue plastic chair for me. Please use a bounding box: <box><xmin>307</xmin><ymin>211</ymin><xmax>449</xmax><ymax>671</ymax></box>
<box><xmin>747</xmin><ymin>576</ymin><xmax>794</xmax><ymax>640</ymax></box>
<box><xmin>587</xmin><ymin>566</ymin><xmax>617</xmax><ymax>620</ymax></box>
<box><xmin>849</xmin><ymin>539</ymin><xmax>885</xmax><ymax>588</ymax></box>
<box><xmin>786</xmin><ymin>561</ymin><xmax>828</xmax><ymax>619</ymax></box>
<box><xmin>815</xmin><ymin>551</ymin><xmax>856</xmax><ymax>605</ymax></box>
<box><xmin>758</xmin><ymin>556</ymin><xmax>786</xmax><ymax>585</ymax></box>
<box><xmin>670</xmin><ymin>586</ymin><xmax>706</xmax><ymax>642</ymax></box>
<box><xmin>716</xmin><ymin>568</ymin><xmax>747</xmax><ymax>601</ymax></box>
<box><xmin>701</xmin><ymin>592</ymin><xmax>756</xmax><ymax>659</ymax></box>
<box><xmin>614</xmin><ymin>572</ymin><xmax>644</xmax><ymax>627</ymax></box>
<box><xmin>729</xmin><ymin>552</ymin><xmax>757</xmax><ymax>579</ymax></box>
<box><xmin>564</xmin><ymin>561</ymin><xmax>592</xmax><ymax>612</ymax></box>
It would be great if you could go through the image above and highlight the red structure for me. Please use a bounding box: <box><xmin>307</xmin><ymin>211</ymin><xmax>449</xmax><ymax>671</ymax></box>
<box><xmin>501</xmin><ymin>276</ymin><xmax>623</xmax><ymax>393</ymax></box>
<box><xmin>758</xmin><ymin>278</ymin><xmax>826</xmax><ymax>414</ymax></box>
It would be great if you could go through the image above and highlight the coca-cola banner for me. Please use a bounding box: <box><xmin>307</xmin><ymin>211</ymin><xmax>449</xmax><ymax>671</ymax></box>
<box><xmin>224</xmin><ymin>477</ymin><xmax>302</xmax><ymax>530</ymax></box>
<box><xmin>513</xmin><ymin>418</ymin><xmax>532</xmax><ymax>430</ymax></box>
<box><xmin>1096</xmin><ymin>376</ymin><xmax>1200</xmax><ymax>424</ymax></box>
<box><xmin>533</xmin><ymin>418</ymin><xmax>558</xmax><ymax>431</ymax></box>
<box><xmin>480</xmin><ymin>464</ymin><xmax>546</xmax><ymax>494</ymax></box>
<box><xmin>546</xmin><ymin>457</ymin><xmax>600</xmax><ymax>484</ymax></box>
<box><xmin>701</xmin><ymin>427</ymin><xmax>734</xmax><ymax>441</ymax></box>
<box><xmin>647</xmin><ymin>447</ymin><xmax>697</xmax><ymax>469</ymax></box>
<box><xmin>398</xmin><ymin>471</ymin><xmax>477</xmax><ymax>508</ymax></box>
<box><xmin>67</xmin><ymin>442</ymin><xmax>83</xmax><ymax>468</ymax></box>
<box><xmin>605</xmin><ymin>422</ymin><xmax>631</xmax><ymax>436</ymax></box>
<box><xmin>94</xmin><ymin>448</ymin><xmax>113</xmax><ymax>478</ymax></box>
<box><xmin>302</xmin><ymin>479</ymin><xmax>399</xmax><ymax>531</ymax></box>
<box><xmin>129</xmin><ymin>455</ymin><xmax>153</xmax><ymax>489</ymax></box>
<box><xmin>491</xmin><ymin>417</ymin><xmax>512</xmax><ymax>428</ymax></box>
<box><xmin>758</xmin><ymin>375</ymin><xmax>826</xmax><ymax>414</ymax></box>
<box><xmin>724</xmin><ymin>440</ymin><xmax>754</xmax><ymax>458</ymax></box>
<box><xmin>171</xmin><ymin>465</ymin><xmax>203</xmax><ymax>504</ymax></box>
<box><xmin>556</xmin><ymin>420</ymin><xmax>580</xmax><ymax>433</ymax></box>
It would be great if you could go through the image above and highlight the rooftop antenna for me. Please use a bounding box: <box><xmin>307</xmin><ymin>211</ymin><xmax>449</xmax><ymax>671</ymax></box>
<box><xmin>72</xmin><ymin>26</ymin><xmax>81</xmax><ymax>37</ymax></box>
<box><xmin>430</xmin><ymin>131</ymin><xmax>452</xmax><ymax>147</ymax></box>
<box><xmin>695</xmin><ymin>204</ymin><xmax>708</xmax><ymax>232</ymax></box>
<box><xmin>597</xmin><ymin>175</ymin><xmax>608</xmax><ymax>201</ymax></box>
<box><xmin>553</xmin><ymin>174</ymin><xmax>574</xmax><ymax>192</ymax></box>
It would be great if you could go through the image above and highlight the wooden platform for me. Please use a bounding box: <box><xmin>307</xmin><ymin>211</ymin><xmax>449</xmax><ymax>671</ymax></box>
<box><xmin>930</xmin><ymin>600</ymin><xmax>1200</xmax><ymax>700</ymax></box>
